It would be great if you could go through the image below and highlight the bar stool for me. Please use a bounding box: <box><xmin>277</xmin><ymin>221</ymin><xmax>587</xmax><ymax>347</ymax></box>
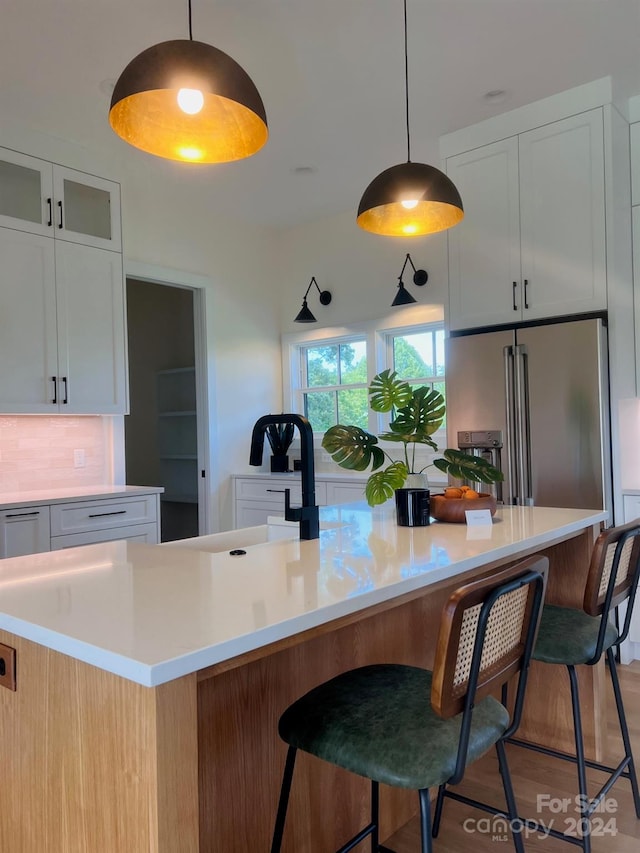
<box><xmin>270</xmin><ymin>555</ymin><xmax>547</xmax><ymax>853</ymax></box>
<box><xmin>498</xmin><ymin>520</ymin><xmax>640</xmax><ymax>853</ymax></box>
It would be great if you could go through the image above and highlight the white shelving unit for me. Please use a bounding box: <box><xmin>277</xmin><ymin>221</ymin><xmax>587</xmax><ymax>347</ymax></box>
<box><xmin>157</xmin><ymin>367</ymin><xmax>198</xmax><ymax>505</ymax></box>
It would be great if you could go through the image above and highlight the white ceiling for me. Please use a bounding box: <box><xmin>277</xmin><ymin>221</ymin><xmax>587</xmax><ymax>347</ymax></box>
<box><xmin>3</xmin><ymin>0</ymin><xmax>640</xmax><ymax>229</ymax></box>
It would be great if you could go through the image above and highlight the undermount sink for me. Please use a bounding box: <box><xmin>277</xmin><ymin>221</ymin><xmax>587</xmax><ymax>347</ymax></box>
<box><xmin>161</xmin><ymin>518</ymin><xmax>299</xmax><ymax>554</ymax></box>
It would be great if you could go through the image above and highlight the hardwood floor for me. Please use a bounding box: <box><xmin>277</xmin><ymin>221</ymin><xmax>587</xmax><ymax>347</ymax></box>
<box><xmin>383</xmin><ymin>661</ymin><xmax>640</xmax><ymax>851</ymax></box>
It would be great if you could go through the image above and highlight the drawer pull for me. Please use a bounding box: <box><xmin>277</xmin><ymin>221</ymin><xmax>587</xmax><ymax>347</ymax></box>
<box><xmin>266</xmin><ymin>489</ymin><xmax>285</xmax><ymax>493</ymax></box>
<box><xmin>87</xmin><ymin>510</ymin><xmax>127</xmax><ymax>518</ymax></box>
<box><xmin>5</xmin><ymin>511</ymin><xmax>39</xmax><ymax>518</ymax></box>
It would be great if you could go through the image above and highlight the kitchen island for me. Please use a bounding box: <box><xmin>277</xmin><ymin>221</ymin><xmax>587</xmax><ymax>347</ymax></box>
<box><xmin>0</xmin><ymin>502</ymin><xmax>607</xmax><ymax>852</ymax></box>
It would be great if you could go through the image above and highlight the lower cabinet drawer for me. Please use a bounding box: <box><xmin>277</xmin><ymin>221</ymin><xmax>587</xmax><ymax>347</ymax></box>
<box><xmin>50</xmin><ymin>522</ymin><xmax>159</xmax><ymax>549</ymax></box>
<box><xmin>50</xmin><ymin>495</ymin><xmax>158</xmax><ymax>536</ymax></box>
<box><xmin>0</xmin><ymin>505</ymin><xmax>51</xmax><ymax>558</ymax></box>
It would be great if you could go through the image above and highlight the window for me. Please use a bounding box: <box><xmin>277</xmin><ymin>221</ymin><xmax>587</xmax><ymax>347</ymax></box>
<box><xmin>300</xmin><ymin>339</ymin><xmax>368</xmax><ymax>432</ymax></box>
<box><xmin>286</xmin><ymin>317</ymin><xmax>446</xmax><ymax>434</ymax></box>
<box><xmin>389</xmin><ymin>326</ymin><xmax>446</xmax><ymax>400</ymax></box>
<box><xmin>387</xmin><ymin>326</ymin><xmax>447</xmax><ymax>436</ymax></box>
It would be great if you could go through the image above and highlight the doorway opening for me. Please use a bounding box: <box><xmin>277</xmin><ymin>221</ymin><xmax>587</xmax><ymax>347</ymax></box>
<box><xmin>125</xmin><ymin>277</ymin><xmax>203</xmax><ymax>541</ymax></box>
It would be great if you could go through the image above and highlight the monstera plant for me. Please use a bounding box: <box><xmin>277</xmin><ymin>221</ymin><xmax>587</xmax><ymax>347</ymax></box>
<box><xmin>322</xmin><ymin>369</ymin><xmax>503</xmax><ymax>506</ymax></box>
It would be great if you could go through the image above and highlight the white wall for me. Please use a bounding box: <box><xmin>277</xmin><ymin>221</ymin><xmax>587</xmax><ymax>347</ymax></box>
<box><xmin>119</xmin><ymin>162</ymin><xmax>283</xmax><ymax>530</ymax></box>
<box><xmin>275</xmin><ymin>209</ymin><xmax>449</xmax><ymax>333</ymax></box>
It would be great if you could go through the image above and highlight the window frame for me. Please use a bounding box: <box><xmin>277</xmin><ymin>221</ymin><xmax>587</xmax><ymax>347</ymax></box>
<box><xmin>283</xmin><ymin>311</ymin><xmax>446</xmax><ymax>439</ymax></box>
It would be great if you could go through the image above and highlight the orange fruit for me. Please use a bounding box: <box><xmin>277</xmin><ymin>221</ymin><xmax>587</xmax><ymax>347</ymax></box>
<box><xmin>463</xmin><ymin>489</ymin><xmax>480</xmax><ymax>499</ymax></box>
<box><xmin>444</xmin><ymin>487</ymin><xmax>463</xmax><ymax>499</ymax></box>
<box><xmin>459</xmin><ymin>485</ymin><xmax>471</xmax><ymax>492</ymax></box>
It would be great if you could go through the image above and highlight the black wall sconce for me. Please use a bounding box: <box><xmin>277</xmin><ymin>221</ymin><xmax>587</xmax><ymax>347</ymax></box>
<box><xmin>294</xmin><ymin>277</ymin><xmax>332</xmax><ymax>323</ymax></box>
<box><xmin>392</xmin><ymin>253</ymin><xmax>428</xmax><ymax>306</ymax></box>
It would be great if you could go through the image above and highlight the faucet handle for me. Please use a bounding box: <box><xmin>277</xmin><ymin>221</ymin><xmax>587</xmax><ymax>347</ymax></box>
<box><xmin>284</xmin><ymin>488</ymin><xmax>302</xmax><ymax>522</ymax></box>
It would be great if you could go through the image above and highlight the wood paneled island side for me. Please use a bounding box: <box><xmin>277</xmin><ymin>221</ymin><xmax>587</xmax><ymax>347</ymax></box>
<box><xmin>0</xmin><ymin>503</ymin><xmax>606</xmax><ymax>852</ymax></box>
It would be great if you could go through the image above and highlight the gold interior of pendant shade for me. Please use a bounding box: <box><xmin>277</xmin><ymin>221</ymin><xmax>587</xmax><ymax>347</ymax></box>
<box><xmin>109</xmin><ymin>39</ymin><xmax>268</xmax><ymax>164</ymax></box>
<box><xmin>357</xmin><ymin>199</ymin><xmax>464</xmax><ymax>237</ymax></box>
<box><xmin>109</xmin><ymin>90</ymin><xmax>268</xmax><ymax>163</ymax></box>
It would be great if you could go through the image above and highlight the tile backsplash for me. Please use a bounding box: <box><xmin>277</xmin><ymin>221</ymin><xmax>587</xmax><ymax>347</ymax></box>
<box><xmin>0</xmin><ymin>416</ymin><xmax>112</xmax><ymax>493</ymax></box>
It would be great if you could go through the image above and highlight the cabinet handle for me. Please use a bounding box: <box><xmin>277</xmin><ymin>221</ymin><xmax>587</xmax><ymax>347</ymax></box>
<box><xmin>524</xmin><ymin>279</ymin><xmax>529</xmax><ymax>309</ymax></box>
<box><xmin>5</xmin><ymin>511</ymin><xmax>39</xmax><ymax>518</ymax></box>
<box><xmin>87</xmin><ymin>510</ymin><xmax>127</xmax><ymax>518</ymax></box>
<box><xmin>512</xmin><ymin>281</ymin><xmax>518</xmax><ymax>311</ymax></box>
<box><xmin>51</xmin><ymin>376</ymin><xmax>57</xmax><ymax>404</ymax></box>
<box><xmin>61</xmin><ymin>376</ymin><xmax>68</xmax><ymax>404</ymax></box>
<box><xmin>266</xmin><ymin>489</ymin><xmax>286</xmax><ymax>494</ymax></box>
<box><xmin>47</xmin><ymin>198</ymin><xmax>53</xmax><ymax>227</ymax></box>
<box><xmin>58</xmin><ymin>200</ymin><xmax>63</xmax><ymax>229</ymax></box>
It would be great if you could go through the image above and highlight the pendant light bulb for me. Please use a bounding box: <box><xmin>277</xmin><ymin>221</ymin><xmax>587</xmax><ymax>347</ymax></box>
<box><xmin>356</xmin><ymin>0</ymin><xmax>463</xmax><ymax>236</ymax></box>
<box><xmin>177</xmin><ymin>88</ymin><xmax>205</xmax><ymax>114</ymax></box>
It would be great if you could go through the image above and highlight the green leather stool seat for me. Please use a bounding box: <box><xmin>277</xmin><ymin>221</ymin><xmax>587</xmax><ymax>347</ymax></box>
<box><xmin>278</xmin><ymin>663</ymin><xmax>510</xmax><ymax>790</ymax></box>
<box><xmin>533</xmin><ymin>604</ymin><xmax>619</xmax><ymax>666</ymax></box>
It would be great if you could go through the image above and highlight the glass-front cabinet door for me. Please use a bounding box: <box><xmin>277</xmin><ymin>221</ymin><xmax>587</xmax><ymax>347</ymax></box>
<box><xmin>53</xmin><ymin>166</ymin><xmax>122</xmax><ymax>252</ymax></box>
<box><xmin>0</xmin><ymin>148</ymin><xmax>121</xmax><ymax>252</ymax></box>
<box><xmin>0</xmin><ymin>148</ymin><xmax>54</xmax><ymax>237</ymax></box>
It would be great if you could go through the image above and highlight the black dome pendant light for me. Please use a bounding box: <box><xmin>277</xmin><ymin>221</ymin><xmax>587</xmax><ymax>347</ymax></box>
<box><xmin>109</xmin><ymin>0</ymin><xmax>268</xmax><ymax>164</ymax></box>
<box><xmin>357</xmin><ymin>0</ymin><xmax>464</xmax><ymax>236</ymax></box>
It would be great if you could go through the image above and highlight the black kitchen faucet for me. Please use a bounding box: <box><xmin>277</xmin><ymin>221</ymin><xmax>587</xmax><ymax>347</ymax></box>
<box><xmin>249</xmin><ymin>414</ymin><xmax>319</xmax><ymax>540</ymax></box>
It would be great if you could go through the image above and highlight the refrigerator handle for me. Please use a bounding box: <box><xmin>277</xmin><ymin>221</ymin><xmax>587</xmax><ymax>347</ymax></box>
<box><xmin>503</xmin><ymin>345</ymin><xmax>518</xmax><ymax>504</ymax></box>
<box><xmin>514</xmin><ymin>344</ymin><xmax>533</xmax><ymax>505</ymax></box>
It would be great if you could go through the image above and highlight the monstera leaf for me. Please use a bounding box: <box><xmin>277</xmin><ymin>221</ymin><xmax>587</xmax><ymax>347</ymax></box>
<box><xmin>368</xmin><ymin>369</ymin><xmax>412</xmax><ymax>413</ymax></box>
<box><xmin>432</xmin><ymin>449</ymin><xmax>504</xmax><ymax>484</ymax></box>
<box><xmin>365</xmin><ymin>462</ymin><xmax>408</xmax><ymax>506</ymax></box>
<box><xmin>382</xmin><ymin>386</ymin><xmax>445</xmax><ymax>443</ymax></box>
<box><xmin>322</xmin><ymin>425</ymin><xmax>386</xmax><ymax>472</ymax></box>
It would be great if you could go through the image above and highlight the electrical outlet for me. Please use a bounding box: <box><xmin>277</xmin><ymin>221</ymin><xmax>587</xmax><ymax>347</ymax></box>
<box><xmin>0</xmin><ymin>643</ymin><xmax>16</xmax><ymax>691</ymax></box>
<box><xmin>73</xmin><ymin>449</ymin><xmax>86</xmax><ymax>468</ymax></box>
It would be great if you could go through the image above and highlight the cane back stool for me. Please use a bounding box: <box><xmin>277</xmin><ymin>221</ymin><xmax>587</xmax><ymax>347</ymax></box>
<box><xmin>499</xmin><ymin>520</ymin><xmax>640</xmax><ymax>853</ymax></box>
<box><xmin>270</xmin><ymin>555</ymin><xmax>547</xmax><ymax>853</ymax></box>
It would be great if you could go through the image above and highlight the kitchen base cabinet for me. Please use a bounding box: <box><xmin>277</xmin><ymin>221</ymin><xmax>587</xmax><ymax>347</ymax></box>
<box><xmin>233</xmin><ymin>475</ymin><xmax>369</xmax><ymax>528</ymax></box>
<box><xmin>0</xmin><ymin>505</ymin><xmax>50</xmax><ymax>558</ymax></box>
<box><xmin>0</xmin><ymin>489</ymin><xmax>162</xmax><ymax>558</ymax></box>
<box><xmin>50</xmin><ymin>494</ymin><xmax>160</xmax><ymax>544</ymax></box>
<box><xmin>50</xmin><ymin>523</ymin><xmax>158</xmax><ymax>550</ymax></box>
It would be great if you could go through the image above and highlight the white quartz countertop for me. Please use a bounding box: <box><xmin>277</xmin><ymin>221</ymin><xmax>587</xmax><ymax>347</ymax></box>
<box><xmin>0</xmin><ymin>485</ymin><xmax>164</xmax><ymax>511</ymax></box>
<box><xmin>0</xmin><ymin>503</ymin><xmax>606</xmax><ymax>687</ymax></box>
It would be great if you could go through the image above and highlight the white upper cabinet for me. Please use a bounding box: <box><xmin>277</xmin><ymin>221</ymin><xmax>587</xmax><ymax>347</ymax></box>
<box><xmin>0</xmin><ymin>231</ymin><xmax>127</xmax><ymax>414</ymax></box>
<box><xmin>446</xmin><ymin>137</ymin><xmax>521</xmax><ymax>330</ymax></box>
<box><xmin>447</xmin><ymin>109</ymin><xmax>607</xmax><ymax>331</ymax></box>
<box><xmin>54</xmin><ymin>242</ymin><xmax>127</xmax><ymax>414</ymax></box>
<box><xmin>0</xmin><ymin>229</ymin><xmax>58</xmax><ymax>413</ymax></box>
<box><xmin>0</xmin><ymin>147</ymin><xmax>121</xmax><ymax>252</ymax></box>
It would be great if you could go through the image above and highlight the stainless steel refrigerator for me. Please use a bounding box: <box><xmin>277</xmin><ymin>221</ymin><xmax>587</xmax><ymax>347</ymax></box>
<box><xmin>445</xmin><ymin>317</ymin><xmax>612</xmax><ymax>511</ymax></box>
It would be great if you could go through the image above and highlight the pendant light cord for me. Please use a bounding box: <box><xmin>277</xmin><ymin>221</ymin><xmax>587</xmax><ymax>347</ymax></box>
<box><xmin>404</xmin><ymin>0</ymin><xmax>411</xmax><ymax>163</ymax></box>
<box><xmin>188</xmin><ymin>0</ymin><xmax>193</xmax><ymax>40</ymax></box>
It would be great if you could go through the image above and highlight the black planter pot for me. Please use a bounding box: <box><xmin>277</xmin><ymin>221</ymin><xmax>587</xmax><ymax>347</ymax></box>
<box><xmin>395</xmin><ymin>488</ymin><xmax>431</xmax><ymax>527</ymax></box>
<box><xmin>270</xmin><ymin>454</ymin><xmax>289</xmax><ymax>473</ymax></box>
